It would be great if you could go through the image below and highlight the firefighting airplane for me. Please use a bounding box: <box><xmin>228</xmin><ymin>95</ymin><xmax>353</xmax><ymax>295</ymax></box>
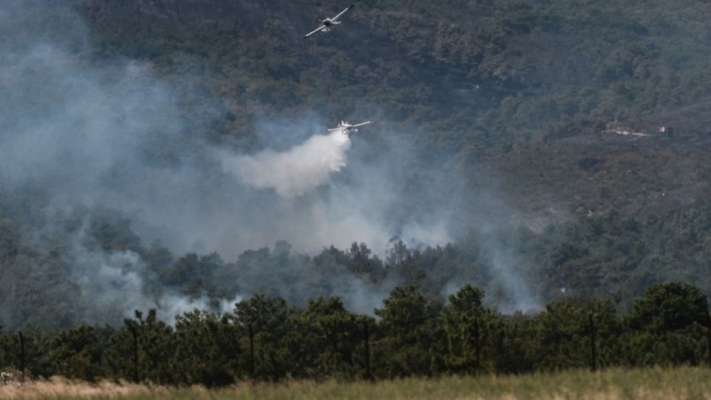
<box><xmin>328</xmin><ymin>120</ymin><xmax>372</xmax><ymax>134</ymax></box>
<box><xmin>303</xmin><ymin>4</ymin><xmax>355</xmax><ymax>39</ymax></box>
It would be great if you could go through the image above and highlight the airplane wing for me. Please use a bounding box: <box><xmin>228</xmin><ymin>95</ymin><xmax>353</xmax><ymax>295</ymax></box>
<box><xmin>351</xmin><ymin>121</ymin><xmax>372</xmax><ymax>128</ymax></box>
<box><xmin>331</xmin><ymin>4</ymin><xmax>354</xmax><ymax>22</ymax></box>
<box><xmin>303</xmin><ymin>25</ymin><xmax>326</xmax><ymax>39</ymax></box>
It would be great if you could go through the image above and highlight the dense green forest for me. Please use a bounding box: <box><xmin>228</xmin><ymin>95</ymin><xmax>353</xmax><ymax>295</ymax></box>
<box><xmin>2</xmin><ymin>0</ymin><xmax>711</xmax><ymax>366</ymax></box>
<box><xmin>8</xmin><ymin>0</ymin><xmax>711</xmax><ymax>155</ymax></box>
<box><xmin>77</xmin><ymin>0</ymin><xmax>711</xmax><ymax>155</ymax></box>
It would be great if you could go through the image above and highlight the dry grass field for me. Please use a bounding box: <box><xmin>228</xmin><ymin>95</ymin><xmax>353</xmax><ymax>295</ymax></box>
<box><xmin>2</xmin><ymin>367</ymin><xmax>711</xmax><ymax>399</ymax></box>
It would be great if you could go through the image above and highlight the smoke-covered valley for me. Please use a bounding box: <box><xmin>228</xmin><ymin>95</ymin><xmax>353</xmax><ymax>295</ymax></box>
<box><xmin>0</xmin><ymin>0</ymin><xmax>546</xmax><ymax>328</ymax></box>
<box><xmin>4</xmin><ymin>0</ymin><xmax>711</xmax><ymax>330</ymax></box>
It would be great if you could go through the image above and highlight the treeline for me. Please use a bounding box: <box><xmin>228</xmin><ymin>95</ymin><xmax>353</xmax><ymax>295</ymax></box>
<box><xmin>1</xmin><ymin>281</ymin><xmax>709</xmax><ymax>386</ymax></box>
<box><xmin>7</xmin><ymin>194</ymin><xmax>711</xmax><ymax>330</ymax></box>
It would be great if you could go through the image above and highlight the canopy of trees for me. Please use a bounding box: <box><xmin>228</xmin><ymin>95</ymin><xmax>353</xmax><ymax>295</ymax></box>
<box><xmin>1</xmin><ymin>282</ymin><xmax>709</xmax><ymax>386</ymax></box>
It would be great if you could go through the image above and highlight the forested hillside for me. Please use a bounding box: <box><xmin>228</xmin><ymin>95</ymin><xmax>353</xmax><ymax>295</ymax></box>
<box><xmin>79</xmin><ymin>0</ymin><xmax>711</xmax><ymax>215</ymax></box>
<box><xmin>78</xmin><ymin>0</ymin><xmax>711</xmax><ymax>155</ymax></box>
<box><xmin>1</xmin><ymin>0</ymin><xmax>711</xmax><ymax>333</ymax></box>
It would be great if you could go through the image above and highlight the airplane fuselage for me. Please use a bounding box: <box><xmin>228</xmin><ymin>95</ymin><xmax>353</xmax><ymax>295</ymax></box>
<box><xmin>304</xmin><ymin>5</ymin><xmax>352</xmax><ymax>39</ymax></box>
<box><xmin>328</xmin><ymin>120</ymin><xmax>372</xmax><ymax>135</ymax></box>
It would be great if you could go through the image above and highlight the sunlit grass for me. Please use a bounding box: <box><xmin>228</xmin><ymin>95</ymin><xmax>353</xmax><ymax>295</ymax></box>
<box><xmin>2</xmin><ymin>367</ymin><xmax>711</xmax><ymax>399</ymax></box>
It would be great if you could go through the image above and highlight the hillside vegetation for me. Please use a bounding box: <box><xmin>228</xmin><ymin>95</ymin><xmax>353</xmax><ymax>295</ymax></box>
<box><xmin>75</xmin><ymin>0</ymin><xmax>711</xmax><ymax>157</ymax></box>
<box><xmin>78</xmin><ymin>0</ymin><xmax>711</xmax><ymax>218</ymax></box>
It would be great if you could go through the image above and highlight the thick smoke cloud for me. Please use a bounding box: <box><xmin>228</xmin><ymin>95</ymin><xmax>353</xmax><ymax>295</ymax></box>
<box><xmin>220</xmin><ymin>130</ymin><xmax>351</xmax><ymax>197</ymax></box>
<box><xmin>0</xmin><ymin>1</ymin><xmax>542</xmax><ymax>324</ymax></box>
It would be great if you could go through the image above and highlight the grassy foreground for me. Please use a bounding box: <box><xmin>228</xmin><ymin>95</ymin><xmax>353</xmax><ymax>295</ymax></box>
<box><xmin>2</xmin><ymin>367</ymin><xmax>711</xmax><ymax>399</ymax></box>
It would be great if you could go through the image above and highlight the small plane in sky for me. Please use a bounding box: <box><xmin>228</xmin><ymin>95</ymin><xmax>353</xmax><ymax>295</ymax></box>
<box><xmin>303</xmin><ymin>4</ymin><xmax>355</xmax><ymax>39</ymax></box>
<box><xmin>328</xmin><ymin>120</ymin><xmax>372</xmax><ymax>134</ymax></box>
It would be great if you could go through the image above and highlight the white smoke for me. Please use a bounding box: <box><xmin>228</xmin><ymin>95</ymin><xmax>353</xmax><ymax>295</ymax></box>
<box><xmin>340</xmin><ymin>275</ymin><xmax>398</xmax><ymax>315</ymax></box>
<box><xmin>0</xmin><ymin>2</ymin><xmax>465</xmax><ymax>263</ymax></box>
<box><xmin>220</xmin><ymin>130</ymin><xmax>351</xmax><ymax>197</ymax></box>
<box><xmin>0</xmin><ymin>1</ymin><xmax>544</xmax><ymax>325</ymax></box>
<box><xmin>488</xmin><ymin>246</ymin><xmax>539</xmax><ymax>313</ymax></box>
<box><xmin>154</xmin><ymin>293</ymin><xmax>242</xmax><ymax>324</ymax></box>
<box><xmin>62</xmin><ymin>221</ymin><xmax>240</xmax><ymax>326</ymax></box>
